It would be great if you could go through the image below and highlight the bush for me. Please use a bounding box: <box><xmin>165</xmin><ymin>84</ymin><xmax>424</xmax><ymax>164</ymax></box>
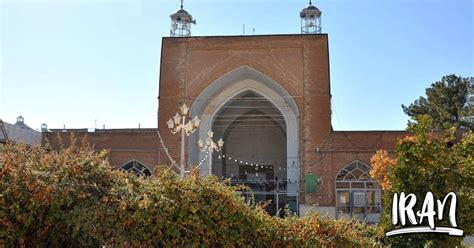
<box><xmin>1</xmin><ymin>139</ymin><xmax>382</xmax><ymax>247</ymax></box>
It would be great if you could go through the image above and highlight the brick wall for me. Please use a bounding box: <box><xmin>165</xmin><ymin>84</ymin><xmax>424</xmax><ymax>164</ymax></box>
<box><xmin>43</xmin><ymin>129</ymin><xmax>163</xmax><ymax>173</ymax></box>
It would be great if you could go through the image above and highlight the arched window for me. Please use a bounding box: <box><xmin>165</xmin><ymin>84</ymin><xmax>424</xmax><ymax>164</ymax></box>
<box><xmin>120</xmin><ymin>160</ymin><xmax>152</xmax><ymax>178</ymax></box>
<box><xmin>335</xmin><ymin>160</ymin><xmax>382</xmax><ymax>223</ymax></box>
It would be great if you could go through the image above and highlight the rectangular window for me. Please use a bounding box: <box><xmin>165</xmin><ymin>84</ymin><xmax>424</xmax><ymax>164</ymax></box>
<box><xmin>337</xmin><ymin>191</ymin><xmax>350</xmax><ymax>205</ymax></box>
<box><xmin>353</xmin><ymin>192</ymin><xmax>365</xmax><ymax>207</ymax></box>
<box><xmin>366</xmin><ymin>190</ymin><xmax>381</xmax><ymax>205</ymax></box>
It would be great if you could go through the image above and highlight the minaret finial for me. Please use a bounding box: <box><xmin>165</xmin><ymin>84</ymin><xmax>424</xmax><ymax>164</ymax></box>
<box><xmin>170</xmin><ymin>0</ymin><xmax>195</xmax><ymax>37</ymax></box>
<box><xmin>300</xmin><ymin>0</ymin><xmax>322</xmax><ymax>34</ymax></box>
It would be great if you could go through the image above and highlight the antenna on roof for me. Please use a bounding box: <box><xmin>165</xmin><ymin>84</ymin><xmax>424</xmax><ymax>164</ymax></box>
<box><xmin>180</xmin><ymin>0</ymin><xmax>184</xmax><ymax>9</ymax></box>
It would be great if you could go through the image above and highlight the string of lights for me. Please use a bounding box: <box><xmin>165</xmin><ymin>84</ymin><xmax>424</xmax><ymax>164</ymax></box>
<box><xmin>216</xmin><ymin>153</ymin><xmax>299</xmax><ymax>171</ymax></box>
<box><xmin>196</xmin><ymin>150</ymin><xmax>209</xmax><ymax>168</ymax></box>
<box><xmin>156</xmin><ymin>130</ymin><xmax>181</xmax><ymax>171</ymax></box>
<box><xmin>222</xmin><ymin>176</ymin><xmax>303</xmax><ymax>184</ymax></box>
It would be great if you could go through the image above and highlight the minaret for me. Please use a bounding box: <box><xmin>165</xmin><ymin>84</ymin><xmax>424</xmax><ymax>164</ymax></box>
<box><xmin>15</xmin><ymin>115</ymin><xmax>24</xmax><ymax>125</ymax></box>
<box><xmin>41</xmin><ymin>123</ymin><xmax>48</xmax><ymax>132</ymax></box>
<box><xmin>170</xmin><ymin>0</ymin><xmax>196</xmax><ymax>37</ymax></box>
<box><xmin>300</xmin><ymin>0</ymin><xmax>322</xmax><ymax>34</ymax></box>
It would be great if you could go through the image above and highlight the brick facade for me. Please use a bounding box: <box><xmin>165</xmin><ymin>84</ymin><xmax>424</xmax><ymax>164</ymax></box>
<box><xmin>43</xmin><ymin>129</ymin><xmax>162</xmax><ymax>171</ymax></box>
<box><xmin>44</xmin><ymin>34</ymin><xmax>410</xmax><ymax>217</ymax></box>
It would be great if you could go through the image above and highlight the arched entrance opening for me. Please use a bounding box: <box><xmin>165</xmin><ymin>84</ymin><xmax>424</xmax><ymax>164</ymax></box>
<box><xmin>188</xmin><ymin>66</ymin><xmax>300</xmax><ymax>215</ymax></box>
<box><xmin>212</xmin><ymin>91</ymin><xmax>287</xmax><ymax>215</ymax></box>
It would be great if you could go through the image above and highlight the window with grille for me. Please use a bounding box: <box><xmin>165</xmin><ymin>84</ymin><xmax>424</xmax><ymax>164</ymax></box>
<box><xmin>353</xmin><ymin>192</ymin><xmax>365</xmax><ymax>207</ymax></box>
<box><xmin>120</xmin><ymin>160</ymin><xmax>152</xmax><ymax>178</ymax></box>
<box><xmin>335</xmin><ymin>160</ymin><xmax>382</xmax><ymax>223</ymax></box>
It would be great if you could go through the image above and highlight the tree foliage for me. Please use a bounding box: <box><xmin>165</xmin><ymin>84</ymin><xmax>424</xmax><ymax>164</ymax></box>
<box><xmin>371</xmin><ymin>116</ymin><xmax>474</xmax><ymax>247</ymax></box>
<box><xmin>370</xmin><ymin>150</ymin><xmax>397</xmax><ymax>191</ymax></box>
<box><xmin>402</xmin><ymin>74</ymin><xmax>472</xmax><ymax>130</ymax></box>
<box><xmin>0</xmin><ymin>138</ymin><xmax>382</xmax><ymax>247</ymax></box>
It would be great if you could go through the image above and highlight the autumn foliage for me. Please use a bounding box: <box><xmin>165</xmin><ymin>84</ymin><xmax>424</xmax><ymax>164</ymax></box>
<box><xmin>0</xmin><ymin>139</ymin><xmax>382</xmax><ymax>247</ymax></box>
<box><xmin>370</xmin><ymin>150</ymin><xmax>397</xmax><ymax>191</ymax></box>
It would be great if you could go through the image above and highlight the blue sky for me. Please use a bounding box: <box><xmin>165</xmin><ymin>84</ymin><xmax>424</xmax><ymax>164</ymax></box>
<box><xmin>1</xmin><ymin>0</ymin><xmax>472</xmax><ymax>131</ymax></box>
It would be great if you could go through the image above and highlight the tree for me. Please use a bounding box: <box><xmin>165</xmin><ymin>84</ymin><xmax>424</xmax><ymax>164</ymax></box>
<box><xmin>371</xmin><ymin>116</ymin><xmax>474</xmax><ymax>247</ymax></box>
<box><xmin>402</xmin><ymin>74</ymin><xmax>472</xmax><ymax>130</ymax></box>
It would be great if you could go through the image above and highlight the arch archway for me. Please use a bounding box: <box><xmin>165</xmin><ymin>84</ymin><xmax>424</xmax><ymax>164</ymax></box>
<box><xmin>335</xmin><ymin>160</ymin><xmax>382</xmax><ymax>223</ymax></box>
<box><xmin>188</xmin><ymin>66</ymin><xmax>300</xmax><ymax>214</ymax></box>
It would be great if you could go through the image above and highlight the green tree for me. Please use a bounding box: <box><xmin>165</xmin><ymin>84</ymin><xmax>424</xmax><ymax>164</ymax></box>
<box><xmin>372</xmin><ymin>116</ymin><xmax>474</xmax><ymax>247</ymax></box>
<box><xmin>402</xmin><ymin>74</ymin><xmax>472</xmax><ymax>130</ymax></box>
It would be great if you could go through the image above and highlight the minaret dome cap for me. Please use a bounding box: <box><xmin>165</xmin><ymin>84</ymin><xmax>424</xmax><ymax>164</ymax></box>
<box><xmin>170</xmin><ymin>8</ymin><xmax>194</xmax><ymax>22</ymax></box>
<box><xmin>300</xmin><ymin>4</ymin><xmax>321</xmax><ymax>19</ymax></box>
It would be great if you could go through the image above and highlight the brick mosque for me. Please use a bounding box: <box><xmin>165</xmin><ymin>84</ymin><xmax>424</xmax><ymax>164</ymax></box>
<box><xmin>41</xmin><ymin>1</ymin><xmax>409</xmax><ymax>220</ymax></box>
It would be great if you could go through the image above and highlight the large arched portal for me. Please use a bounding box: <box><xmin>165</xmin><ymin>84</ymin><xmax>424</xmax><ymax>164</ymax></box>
<box><xmin>189</xmin><ymin>66</ymin><xmax>300</xmax><ymax>215</ymax></box>
<box><xmin>213</xmin><ymin>91</ymin><xmax>287</xmax><ymax>214</ymax></box>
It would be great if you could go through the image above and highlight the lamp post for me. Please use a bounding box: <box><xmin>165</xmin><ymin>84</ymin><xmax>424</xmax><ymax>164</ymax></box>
<box><xmin>166</xmin><ymin>103</ymin><xmax>201</xmax><ymax>178</ymax></box>
<box><xmin>198</xmin><ymin>130</ymin><xmax>224</xmax><ymax>176</ymax></box>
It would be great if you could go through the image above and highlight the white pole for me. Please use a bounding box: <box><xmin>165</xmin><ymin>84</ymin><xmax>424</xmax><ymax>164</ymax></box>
<box><xmin>180</xmin><ymin>115</ymin><xmax>186</xmax><ymax>178</ymax></box>
<box><xmin>276</xmin><ymin>178</ymin><xmax>279</xmax><ymax>213</ymax></box>
<box><xmin>208</xmin><ymin>149</ymin><xmax>213</xmax><ymax>176</ymax></box>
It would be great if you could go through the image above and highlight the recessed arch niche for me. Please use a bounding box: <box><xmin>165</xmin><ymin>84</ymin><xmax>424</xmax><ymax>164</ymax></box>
<box><xmin>188</xmin><ymin>66</ymin><xmax>300</xmax><ymax>214</ymax></box>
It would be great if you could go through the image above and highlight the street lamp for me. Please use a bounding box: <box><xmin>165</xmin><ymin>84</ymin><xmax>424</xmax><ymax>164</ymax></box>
<box><xmin>198</xmin><ymin>130</ymin><xmax>224</xmax><ymax>176</ymax></box>
<box><xmin>167</xmin><ymin>103</ymin><xmax>200</xmax><ymax>178</ymax></box>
